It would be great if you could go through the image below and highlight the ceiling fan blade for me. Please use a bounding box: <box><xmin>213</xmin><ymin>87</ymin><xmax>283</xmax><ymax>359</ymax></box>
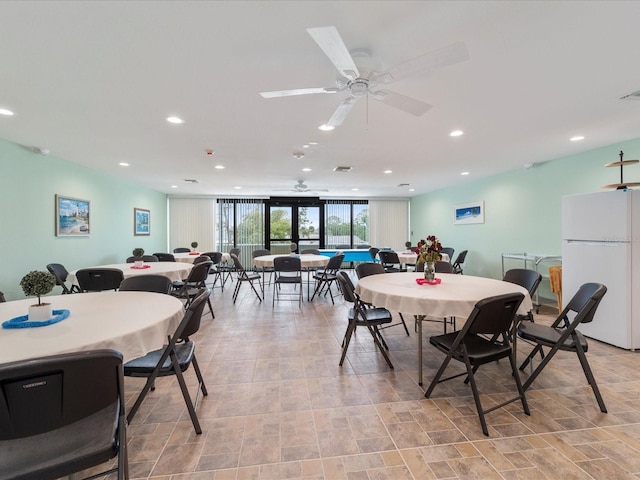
<box><xmin>327</xmin><ymin>97</ymin><xmax>357</xmax><ymax>127</ymax></box>
<box><xmin>371</xmin><ymin>90</ymin><xmax>432</xmax><ymax>116</ymax></box>
<box><xmin>260</xmin><ymin>87</ymin><xmax>339</xmax><ymax>98</ymax></box>
<box><xmin>372</xmin><ymin>41</ymin><xmax>469</xmax><ymax>84</ymax></box>
<box><xmin>307</xmin><ymin>26</ymin><xmax>360</xmax><ymax>80</ymax></box>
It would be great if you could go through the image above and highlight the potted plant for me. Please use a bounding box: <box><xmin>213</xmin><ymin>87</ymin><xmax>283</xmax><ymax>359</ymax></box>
<box><xmin>191</xmin><ymin>241</ymin><xmax>199</xmax><ymax>253</ymax></box>
<box><xmin>290</xmin><ymin>242</ymin><xmax>297</xmax><ymax>255</ymax></box>
<box><xmin>405</xmin><ymin>241</ymin><xmax>412</xmax><ymax>251</ymax></box>
<box><xmin>132</xmin><ymin>247</ymin><xmax>145</xmax><ymax>267</ymax></box>
<box><xmin>20</xmin><ymin>270</ymin><xmax>56</xmax><ymax>320</ymax></box>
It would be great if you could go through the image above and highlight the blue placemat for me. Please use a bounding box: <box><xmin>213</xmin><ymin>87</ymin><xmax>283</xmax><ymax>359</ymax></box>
<box><xmin>2</xmin><ymin>309</ymin><xmax>70</xmax><ymax>329</ymax></box>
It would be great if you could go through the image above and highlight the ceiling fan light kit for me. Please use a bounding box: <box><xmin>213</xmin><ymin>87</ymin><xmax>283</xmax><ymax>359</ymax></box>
<box><xmin>259</xmin><ymin>25</ymin><xmax>469</xmax><ymax>128</ymax></box>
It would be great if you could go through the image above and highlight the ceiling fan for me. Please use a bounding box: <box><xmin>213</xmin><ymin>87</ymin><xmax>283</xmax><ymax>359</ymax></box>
<box><xmin>273</xmin><ymin>180</ymin><xmax>329</xmax><ymax>194</ymax></box>
<box><xmin>260</xmin><ymin>26</ymin><xmax>469</xmax><ymax>127</ymax></box>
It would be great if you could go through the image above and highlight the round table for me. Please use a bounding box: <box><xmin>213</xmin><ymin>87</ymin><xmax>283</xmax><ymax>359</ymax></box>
<box><xmin>396</xmin><ymin>252</ymin><xmax>449</xmax><ymax>265</ymax></box>
<box><xmin>0</xmin><ymin>291</ymin><xmax>185</xmax><ymax>364</ymax></box>
<box><xmin>355</xmin><ymin>272</ymin><xmax>533</xmax><ymax>384</ymax></box>
<box><xmin>68</xmin><ymin>262</ymin><xmax>193</xmax><ymax>285</ymax></box>
<box><xmin>252</xmin><ymin>253</ymin><xmax>330</xmax><ymax>269</ymax></box>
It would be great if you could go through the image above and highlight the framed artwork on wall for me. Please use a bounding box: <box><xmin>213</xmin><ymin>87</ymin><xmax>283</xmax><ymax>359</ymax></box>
<box><xmin>454</xmin><ymin>201</ymin><xmax>484</xmax><ymax>225</ymax></box>
<box><xmin>134</xmin><ymin>208</ymin><xmax>150</xmax><ymax>236</ymax></box>
<box><xmin>56</xmin><ymin>195</ymin><xmax>91</xmax><ymax>236</ymax></box>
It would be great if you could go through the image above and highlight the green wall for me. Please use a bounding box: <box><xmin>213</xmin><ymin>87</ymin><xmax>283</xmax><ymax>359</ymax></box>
<box><xmin>410</xmin><ymin>137</ymin><xmax>640</xmax><ymax>281</ymax></box>
<box><xmin>0</xmin><ymin>138</ymin><xmax>168</xmax><ymax>300</ymax></box>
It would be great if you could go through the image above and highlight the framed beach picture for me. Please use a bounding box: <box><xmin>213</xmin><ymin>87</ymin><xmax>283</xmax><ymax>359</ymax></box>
<box><xmin>134</xmin><ymin>208</ymin><xmax>150</xmax><ymax>235</ymax></box>
<box><xmin>454</xmin><ymin>201</ymin><xmax>484</xmax><ymax>225</ymax></box>
<box><xmin>56</xmin><ymin>195</ymin><xmax>91</xmax><ymax>236</ymax></box>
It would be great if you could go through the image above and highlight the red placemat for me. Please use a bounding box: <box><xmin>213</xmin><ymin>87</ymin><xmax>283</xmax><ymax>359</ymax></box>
<box><xmin>189</xmin><ymin>252</ymin><xmax>200</xmax><ymax>255</ymax></box>
<box><xmin>416</xmin><ymin>277</ymin><xmax>441</xmax><ymax>285</ymax></box>
<box><xmin>131</xmin><ymin>265</ymin><xmax>151</xmax><ymax>269</ymax></box>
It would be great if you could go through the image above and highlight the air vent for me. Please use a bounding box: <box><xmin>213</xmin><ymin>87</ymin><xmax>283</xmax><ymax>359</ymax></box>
<box><xmin>397</xmin><ymin>183</ymin><xmax>410</xmax><ymax>187</ymax></box>
<box><xmin>333</xmin><ymin>166</ymin><xmax>353</xmax><ymax>172</ymax></box>
<box><xmin>620</xmin><ymin>90</ymin><xmax>640</xmax><ymax>101</ymax></box>
<box><xmin>184</xmin><ymin>179</ymin><xmax>199</xmax><ymax>184</ymax></box>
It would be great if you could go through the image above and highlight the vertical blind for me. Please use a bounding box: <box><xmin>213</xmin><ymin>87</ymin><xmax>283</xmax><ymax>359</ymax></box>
<box><xmin>368</xmin><ymin>199</ymin><xmax>409</xmax><ymax>251</ymax></box>
<box><xmin>217</xmin><ymin>198</ymin><xmax>265</xmax><ymax>265</ymax></box>
<box><xmin>168</xmin><ymin>198</ymin><xmax>216</xmax><ymax>252</ymax></box>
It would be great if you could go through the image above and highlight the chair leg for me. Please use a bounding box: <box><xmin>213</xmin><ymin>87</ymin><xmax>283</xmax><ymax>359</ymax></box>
<box><xmin>191</xmin><ymin>354</ymin><xmax>208</xmax><ymax>397</ymax></box>
<box><xmin>170</xmin><ymin>353</ymin><xmax>203</xmax><ymax>434</ymax></box>
<box><xmin>424</xmin><ymin>351</ymin><xmax>454</xmax><ymax>398</ymax></box>
<box><xmin>232</xmin><ymin>280</ymin><xmax>241</xmax><ymax>303</ymax></box>
<box><xmin>367</xmin><ymin>325</ymin><xmax>394</xmax><ymax>368</ymax></box>
<box><xmin>575</xmin><ymin>344</ymin><xmax>607</xmax><ymax>413</ymax></box>
<box><xmin>339</xmin><ymin>322</ymin><xmax>356</xmax><ymax>366</ymax></box>
<box><xmin>398</xmin><ymin>313</ymin><xmax>410</xmax><ymax>336</ymax></box>
<box><xmin>508</xmin><ymin>351</ymin><xmax>530</xmax><ymax>416</ymax></box>
<box><xmin>462</xmin><ymin>353</ymin><xmax>489</xmax><ymax>436</ymax></box>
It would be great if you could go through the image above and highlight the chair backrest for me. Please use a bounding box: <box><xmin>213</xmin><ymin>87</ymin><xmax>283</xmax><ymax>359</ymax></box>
<box><xmin>47</xmin><ymin>263</ymin><xmax>70</xmax><ymax>284</ymax></box>
<box><xmin>193</xmin><ymin>255</ymin><xmax>211</xmax><ymax>265</ymax></box>
<box><xmin>368</xmin><ymin>247</ymin><xmax>380</xmax><ymax>261</ymax></box>
<box><xmin>503</xmin><ymin>268</ymin><xmax>542</xmax><ymax>297</ymax></box>
<box><xmin>434</xmin><ymin>261</ymin><xmax>454</xmax><ymax>273</ymax></box>
<box><xmin>441</xmin><ymin>247</ymin><xmax>455</xmax><ymax>260</ymax></box>
<box><xmin>301</xmin><ymin>249</ymin><xmax>320</xmax><ymax>255</ymax></box>
<box><xmin>0</xmin><ymin>349</ymin><xmax>126</xmax><ymax>480</ymax></box>
<box><xmin>173</xmin><ymin>247</ymin><xmax>191</xmax><ymax>253</ymax></box>
<box><xmin>153</xmin><ymin>252</ymin><xmax>176</xmax><ymax>262</ymax></box>
<box><xmin>186</xmin><ymin>260</ymin><xmax>213</xmax><ymax>284</ymax></box>
<box><xmin>126</xmin><ymin>255</ymin><xmax>159</xmax><ymax>263</ymax></box>
<box><xmin>564</xmin><ymin>283</ymin><xmax>607</xmax><ymax>325</ymax></box>
<box><xmin>119</xmin><ymin>274</ymin><xmax>172</xmax><ymax>294</ymax></box>
<box><xmin>378</xmin><ymin>250</ymin><xmax>400</xmax><ymax>266</ymax></box>
<box><xmin>463</xmin><ymin>292</ymin><xmax>525</xmax><ymax>338</ymax></box>
<box><xmin>76</xmin><ymin>268</ymin><xmax>124</xmax><ymax>292</ymax></box>
<box><xmin>336</xmin><ymin>271</ymin><xmax>358</xmax><ymax>305</ymax></box>
<box><xmin>0</xmin><ymin>291</ymin><xmax>5</xmax><ymax>302</ymax></box>
<box><xmin>229</xmin><ymin>248</ymin><xmax>241</xmax><ymax>257</ymax></box>
<box><xmin>453</xmin><ymin>250</ymin><xmax>468</xmax><ymax>266</ymax></box>
<box><xmin>202</xmin><ymin>251</ymin><xmax>223</xmax><ymax>264</ymax></box>
<box><xmin>326</xmin><ymin>253</ymin><xmax>345</xmax><ymax>271</ymax></box>
<box><xmin>356</xmin><ymin>262</ymin><xmax>385</xmax><ymax>279</ymax></box>
<box><xmin>252</xmin><ymin>249</ymin><xmax>271</xmax><ymax>258</ymax></box>
<box><xmin>230</xmin><ymin>253</ymin><xmax>246</xmax><ymax>272</ymax></box>
<box><xmin>273</xmin><ymin>256</ymin><xmax>301</xmax><ymax>273</ymax></box>
<box><xmin>178</xmin><ymin>288</ymin><xmax>210</xmax><ymax>340</ymax></box>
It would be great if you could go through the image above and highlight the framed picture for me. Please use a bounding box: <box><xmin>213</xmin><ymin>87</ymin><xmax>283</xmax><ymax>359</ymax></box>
<box><xmin>56</xmin><ymin>195</ymin><xmax>91</xmax><ymax>236</ymax></box>
<box><xmin>454</xmin><ymin>201</ymin><xmax>484</xmax><ymax>225</ymax></box>
<box><xmin>134</xmin><ymin>208</ymin><xmax>150</xmax><ymax>235</ymax></box>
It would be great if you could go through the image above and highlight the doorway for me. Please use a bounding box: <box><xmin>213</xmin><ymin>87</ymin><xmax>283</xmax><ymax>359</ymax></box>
<box><xmin>265</xmin><ymin>198</ymin><xmax>324</xmax><ymax>253</ymax></box>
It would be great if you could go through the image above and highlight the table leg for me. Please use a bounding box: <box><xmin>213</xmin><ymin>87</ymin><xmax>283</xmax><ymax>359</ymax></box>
<box><xmin>418</xmin><ymin>318</ymin><xmax>423</xmax><ymax>386</ymax></box>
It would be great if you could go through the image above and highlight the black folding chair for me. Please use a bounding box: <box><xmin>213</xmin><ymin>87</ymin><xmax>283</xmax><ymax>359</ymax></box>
<box><xmin>0</xmin><ymin>349</ymin><xmax>128</xmax><ymax>479</ymax></box>
<box><xmin>76</xmin><ymin>268</ymin><xmax>124</xmax><ymax>292</ymax></box>
<box><xmin>124</xmin><ymin>289</ymin><xmax>210</xmax><ymax>434</ymax></box>
<box><xmin>153</xmin><ymin>252</ymin><xmax>176</xmax><ymax>262</ymax></box>
<box><xmin>310</xmin><ymin>253</ymin><xmax>344</xmax><ymax>303</ymax></box>
<box><xmin>425</xmin><ymin>293</ymin><xmax>529</xmax><ymax>436</ymax></box>
<box><xmin>119</xmin><ymin>274</ymin><xmax>172</xmax><ymax>294</ymax></box>
<box><xmin>272</xmin><ymin>256</ymin><xmax>303</xmax><ymax>307</ymax></box>
<box><xmin>171</xmin><ymin>261</ymin><xmax>215</xmax><ymax>318</ymax></box>
<box><xmin>230</xmin><ymin>253</ymin><xmax>263</xmax><ymax>303</ymax></box>
<box><xmin>126</xmin><ymin>255</ymin><xmax>159</xmax><ymax>263</ymax></box>
<box><xmin>336</xmin><ymin>271</ymin><xmax>394</xmax><ymax>369</ymax></box>
<box><xmin>47</xmin><ymin>263</ymin><xmax>82</xmax><ymax>294</ymax></box>
<box><xmin>518</xmin><ymin>283</ymin><xmax>608</xmax><ymax>413</ymax></box>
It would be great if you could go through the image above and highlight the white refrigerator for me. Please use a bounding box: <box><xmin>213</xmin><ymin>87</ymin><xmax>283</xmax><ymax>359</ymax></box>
<box><xmin>561</xmin><ymin>189</ymin><xmax>640</xmax><ymax>349</ymax></box>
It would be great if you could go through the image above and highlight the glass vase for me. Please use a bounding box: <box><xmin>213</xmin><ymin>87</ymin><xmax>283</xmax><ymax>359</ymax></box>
<box><xmin>424</xmin><ymin>262</ymin><xmax>436</xmax><ymax>281</ymax></box>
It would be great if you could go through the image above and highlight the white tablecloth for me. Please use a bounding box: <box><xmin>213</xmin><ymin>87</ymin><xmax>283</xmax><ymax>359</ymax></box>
<box><xmin>68</xmin><ymin>262</ymin><xmax>193</xmax><ymax>285</ymax></box>
<box><xmin>252</xmin><ymin>254</ymin><xmax>330</xmax><ymax>269</ymax></box>
<box><xmin>0</xmin><ymin>291</ymin><xmax>184</xmax><ymax>364</ymax></box>
<box><xmin>174</xmin><ymin>252</ymin><xmax>230</xmax><ymax>264</ymax></box>
<box><xmin>396</xmin><ymin>252</ymin><xmax>449</xmax><ymax>265</ymax></box>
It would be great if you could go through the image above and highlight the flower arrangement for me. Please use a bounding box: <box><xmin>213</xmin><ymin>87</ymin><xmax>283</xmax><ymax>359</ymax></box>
<box><xmin>417</xmin><ymin>235</ymin><xmax>443</xmax><ymax>263</ymax></box>
<box><xmin>20</xmin><ymin>270</ymin><xmax>56</xmax><ymax>306</ymax></box>
<box><xmin>132</xmin><ymin>247</ymin><xmax>144</xmax><ymax>258</ymax></box>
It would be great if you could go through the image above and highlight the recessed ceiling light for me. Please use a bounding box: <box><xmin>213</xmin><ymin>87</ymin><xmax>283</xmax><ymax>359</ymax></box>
<box><xmin>352</xmin><ymin>188</ymin><xmax>359</xmax><ymax>191</ymax></box>
<box><xmin>461</xmin><ymin>171</ymin><xmax>470</xmax><ymax>176</ymax></box>
<box><xmin>214</xmin><ymin>165</ymin><xmax>225</xmax><ymax>169</ymax></box>
<box><xmin>450</xmin><ymin>130</ymin><xmax>464</xmax><ymax>137</ymax></box>
<box><xmin>318</xmin><ymin>124</ymin><xmax>334</xmax><ymax>131</ymax></box>
<box><xmin>0</xmin><ymin>108</ymin><xmax>14</xmax><ymax>116</ymax></box>
<box><xmin>166</xmin><ymin>116</ymin><xmax>184</xmax><ymax>124</ymax></box>
<box><xmin>384</xmin><ymin>170</ymin><xmax>392</xmax><ymax>174</ymax></box>
<box><xmin>308</xmin><ymin>141</ymin><xmax>318</xmax><ymax>145</ymax></box>
<box><xmin>409</xmin><ymin>188</ymin><xmax>415</xmax><ymax>192</ymax></box>
<box><xmin>234</xmin><ymin>186</ymin><xmax>242</xmax><ymax>190</ymax></box>
<box><xmin>118</xmin><ymin>162</ymin><xmax>129</xmax><ymax>167</ymax></box>
<box><xmin>171</xmin><ymin>185</ymin><xmax>178</xmax><ymax>189</ymax></box>
<box><xmin>302</xmin><ymin>144</ymin><xmax>310</xmax><ymax>149</ymax></box>
<box><xmin>302</xmin><ymin>167</ymin><xmax>312</xmax><ymax>172</ymax></box>
<box><xmin>570</xmin><ymin>135</ymin><xmax>584</xmax><ymax>142</ymax></box>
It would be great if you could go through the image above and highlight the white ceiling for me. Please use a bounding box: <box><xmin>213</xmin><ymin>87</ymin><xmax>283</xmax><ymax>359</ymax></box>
<box><xmin>2</xmin><ymin>1</ymin><xmax>640</xmax><ymax>198</ymax></box>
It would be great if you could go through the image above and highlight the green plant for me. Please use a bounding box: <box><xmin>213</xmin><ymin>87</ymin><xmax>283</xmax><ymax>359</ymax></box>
<box><xmin>20</xmin><ymin>270</ymin><xmax>56</xmax><ymax>305</ymax></box>
<box><xmin>290</xmin><ymin>242</ymin><xmax>297</xmax><ymax>252</ymax></box>
<box><xmin>132</xmin><ymin>248</ymin><xmax>145</xmax><ymax>258</ymax></box>
<box><xmin>405</xmin><ymin>241</ymin><xmax>412</xmax><ymax>249</ymax></box>
<box><xmin>191</xmin><ymin>241</ymin><xmax>198</xmax><ymax>249</ymax></box>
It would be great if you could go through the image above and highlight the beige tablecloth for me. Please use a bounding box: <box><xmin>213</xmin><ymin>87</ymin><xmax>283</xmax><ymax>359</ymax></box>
<box><xmin>0</xmin><ymin>291</ymin><xmax>184</xmax><ymax>364</ymax></box>
<box><xmin>252</xmin><ymin>254</ymin><xmax>330</xmax><ymax>269</ymax></box>
<box><xmin>68</xmin><ymin>262</ymin><xmax>193</xmax><ymax>285</ymax></box>
<box><xmin>174</xmin><ymin>252</ymin><xmax>230</xmax><ymax>264</ymax></box>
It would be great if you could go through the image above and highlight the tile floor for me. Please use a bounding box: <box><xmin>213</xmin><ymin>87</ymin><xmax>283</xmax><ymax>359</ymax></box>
<box><xmin>100</xmin><ymin>273</ymin><xmax>640</xmax><ymax>479</ymax></box>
